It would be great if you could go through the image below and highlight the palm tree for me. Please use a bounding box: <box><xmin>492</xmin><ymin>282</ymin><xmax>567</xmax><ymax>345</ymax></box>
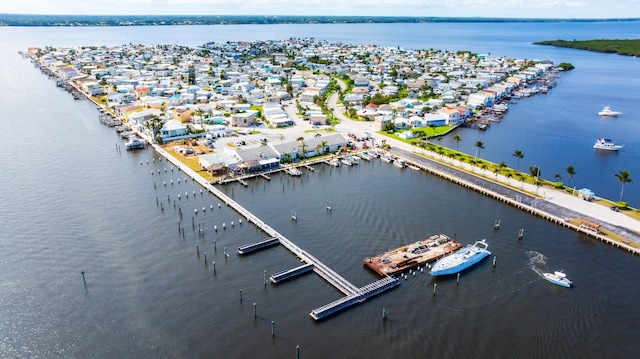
<box><xmin>277</xmin><ymin>134</ymin><xmax>285</xmax><ymax>144</ymax></box>
<box><xmin>296</xmin><ymin>136</ymin><xmax>307</xmax><ymax>159</ymax></box>
<box><xmin>480</xmin><ymin>162</ymin><xmax>488</xmax><ymax>175</ymax></box>
<box><xmin>474</xmin><ymin>140</ymin><xmax>484</xmax><ymax>159</ymax></box>
<box><xmin>493</xmin><ymin>167</ymin><xmax>500</xmax><ymax>179</ymax></box>
<box><xmin>528</xmin><ymin>165</ymin><xmax>541</xmax><ymax>179</ymax></box>
<box><xmin>512</xmin><ymin>150</ymin><xmax>524</xmax><ymax>172</ymax></box>
<box><xmin>320</xmin><ymin>140</ymin><xmax>327</xmax><ymax>155</ymax></box>
<box><xmin>614</xmin><ymin>170</ymin><xmax>633</xmax><ymax>203</ymax></box>
<box><xmin>506</xmin><ymin>172</ymin><xmax>513</xmax><ymax>184</ymax></box>
<box><xmin>554</xmin><ymin>173</ymin><xmax>562</xmax><ymax>181</ymax></box>
<box><xmin>453</xmin><ymin>134</ymin><xmax>461</xmax><ymax>151</ymax></box>
<box><xmin>565</xmin><ymin>165</ymin><xmax>576</xmax><ymax>186</ymax></box>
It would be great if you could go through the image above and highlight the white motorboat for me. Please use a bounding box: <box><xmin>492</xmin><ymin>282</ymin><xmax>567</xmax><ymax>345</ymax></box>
<box><xmin>593</xmin><ymin>138</ymin><xmax>624</xmax><ymax>151</ymax></box>
<box><xmin>597</xmin><ymin>106</ymin><xmax>621</xmax><ymax>117</ymax></box>
<box><xmin>125</xmin><ymin>137</ymin><xmax>146</xmax><ymax>150</ymax></box>
<box><xmin>380</xmin><ymin>153</ymin><xmax>393</xmax><ymax>163</ymax></box>
<box><xmin>340</xmin><ymin>158</ymin><xmax>353</xmax><ymax>166</ymax></box>
<box><xmin>285</xmin><ymin>166</ymin><xmax>301</xmax><ymax>176</ymax></box>
<box><xmin>430</xmin><ymin>239</ymin><xmax>491</xmax><ymax>276</ymax></box>
<box><xmin>543</xmin><ymin>271</ymin><xmax>573</xmax><ymax>288</ymax></box>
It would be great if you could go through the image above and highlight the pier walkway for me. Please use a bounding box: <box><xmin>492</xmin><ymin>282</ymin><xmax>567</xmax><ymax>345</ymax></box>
<box><xmin>152</xmin><ymin>144</ymin><xmax>395</xmax><ymax>319</ymax></box>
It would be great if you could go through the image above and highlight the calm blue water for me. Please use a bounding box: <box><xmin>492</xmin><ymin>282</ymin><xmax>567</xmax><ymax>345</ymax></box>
<box><xmin>1</xmin><ymin>22</ymin><xmax>639</xmax><ymax>358</ymax></box>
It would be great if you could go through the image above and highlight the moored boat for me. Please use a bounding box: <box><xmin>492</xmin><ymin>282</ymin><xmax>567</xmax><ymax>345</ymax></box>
<box><xmin>593</xmin><ymin>138</ymin><xmax>623</xmax><ymax>151</ymax></box>
<box><xmin>430</xmin><ymin>239</ymin><xmax>491</xmax><ymax>276</ymax></box>
<box><xmin>543</xmin><ymin>271</ymin><xmax>573</xmax><ymax>288</ymax></box>
<box><xmin>380</xmin><ymin>153</ymin><xmax>393</xmax><ymax>163</ymax></box>
<box><xmin>597</xmin><ymin>106</ymin><xmax>621</xmax><ymax>117</ymax></box>
<box><xmin>285</xmin><ymin>166</ymin><xmax>302</xmax><ymax>176</ymax></box>
<box><xmin>125</xmin><ymin>137</ymin><xmax>146</xmax><ymax>150</ymax></box>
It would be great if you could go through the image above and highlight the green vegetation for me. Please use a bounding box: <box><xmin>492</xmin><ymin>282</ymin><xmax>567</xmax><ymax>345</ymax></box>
<box><xmin>5</xmin><ymin>15</ymin><xmax>636</xmax><ymax>27</ymax></box>
<box><xmin>557</xmin><ymin>62</ymin><xmax>575</xmax><ymax>71</ymax></box>
<box><xmin>535</xmin><ymin>39</ymin><xmax>640</xmax><ymax>57</ymax></box>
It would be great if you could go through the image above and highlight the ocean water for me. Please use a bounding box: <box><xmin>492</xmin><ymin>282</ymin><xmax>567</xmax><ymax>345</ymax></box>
<box><xmin>1</xmin><ymin>21</ymin><xmax>639</xmax><ymax>358</ymax></box>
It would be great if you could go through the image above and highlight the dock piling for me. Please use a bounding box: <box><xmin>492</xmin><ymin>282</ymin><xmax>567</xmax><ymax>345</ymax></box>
<box><xmin>239</xmin><ymin>289</ymin><xmax>242</xmax><ymax>302</ymax></box>
<box><xmin>492</xmin><ymin>256</ymin><xmax>497</xmax><ymax>268</ymax></box>
<box><xmin>81</xmin><ymin>270</ymin><xmax>86</xmax><ymax>286</ymax></box>
<box><xmin>212</xmin><ymin>261</ymin><xmax>216</xmax><ymax>274</ymax></box>
<box><xmin>253</xmin><ymin>303</ymin><xmax>257</xmax><ymax>318</ymax></box>
<box><xmin>457</xmin><ymin>273</ymin><xmax>460</xmax><ymax>284</ymax></box>
<box><xmin>271</xmin><ymin>321</ymin><xmax>275</xmax><ymax>337</ymax></box>
<box><xmin>433</xmin><ymin>283</ymin><xmax>437</xmax><ymax>296</ymax></box>
<box><xmin>518</xmin><ymin>228</ymin><xmax>524</xmax><ymax>239</ymax></box>
<box><xmin>382</xmin><ymin>307</ymin><xmax>387</xmax><ymax>320</ymax></box>
<box><xmin>196</xmin><ymin>244</ymin><xmax>199</xmax><ymax>256</ymax></box>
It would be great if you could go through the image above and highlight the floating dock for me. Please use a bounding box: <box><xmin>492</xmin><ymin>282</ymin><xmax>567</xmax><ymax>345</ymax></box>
<box><xmin>309</xmin><ymin>276</ymin><xmax>399</xmax><ymax>320</ymax></box>
<box><xmin>364</xmin><ymin>234</ymin><xmax>463</xmax><ymax>276</ymax></box>
<box><xmin>237</xmin><ymin>237</ymin><xmax>280</xmax><ymax>255</ymax></box>
<box><xmin>270</xmin><ymin>263</ymin><xmax>315</xmax><ymax>284</ymax></box>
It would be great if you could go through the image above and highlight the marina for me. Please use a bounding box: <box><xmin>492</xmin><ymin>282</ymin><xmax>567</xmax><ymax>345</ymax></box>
<box><xmin>364</xmin><ymin>234</ymin><xmax>463</xmax><ymax>276</ymax></box>
<box><xmin>3</xmin><ymin>20</ymin><xmax>640</xmax><ymax>359</ymax></box>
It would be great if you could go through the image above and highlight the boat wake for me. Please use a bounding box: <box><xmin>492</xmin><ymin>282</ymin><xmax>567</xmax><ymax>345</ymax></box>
<box><xmin>526</xmin><ymin>250</ymin><xmax>548</xmax><ymax>278</ymax></box>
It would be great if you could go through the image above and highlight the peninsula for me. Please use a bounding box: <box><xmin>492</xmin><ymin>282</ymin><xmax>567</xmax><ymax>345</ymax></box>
<box><xmin>535</xmin><ymin>39</ymin><xmax>640</xmax><ymax>57</ymax></box>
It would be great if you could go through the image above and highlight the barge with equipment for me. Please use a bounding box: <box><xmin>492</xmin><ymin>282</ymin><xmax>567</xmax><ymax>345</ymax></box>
<box><xmin>364</xmin><ymin>234</ymin><xmax>462</xmax><ymax>276</ymax></box>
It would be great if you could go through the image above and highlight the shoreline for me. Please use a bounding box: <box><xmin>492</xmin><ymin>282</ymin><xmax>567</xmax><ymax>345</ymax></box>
<box><xmin>28</xmin><ymin>51</ymin><xmax>640</xmax><ymax>256</ymax></box>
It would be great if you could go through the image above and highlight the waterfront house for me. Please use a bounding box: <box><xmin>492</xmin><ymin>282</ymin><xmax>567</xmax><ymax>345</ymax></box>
<box><xmin>230</xmin><ymin>110</ymin><xmax>259</xmax><ymax>127</ymax></box>
<box><xmin>160</xmin><ymin>120</ymin><xmax>187</xmax><ymax>141</ymax></box>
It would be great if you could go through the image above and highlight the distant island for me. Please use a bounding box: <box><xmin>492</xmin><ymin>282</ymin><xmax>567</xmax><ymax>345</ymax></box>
<box><xmin>1</xmin><ymin>14</ymin><xmax>639</xmax><ymax>27</ymax></box>
<box><xmin>535</xmin><ymin>39</ymin><xmax>640</xmax><ymax>57</ymax></box>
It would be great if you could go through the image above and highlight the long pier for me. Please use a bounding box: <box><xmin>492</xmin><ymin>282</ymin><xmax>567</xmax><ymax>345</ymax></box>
<box><xmin>152</xmin><ymin>144</ymin><xmax>397</xmax><ymax>319</ymax></box>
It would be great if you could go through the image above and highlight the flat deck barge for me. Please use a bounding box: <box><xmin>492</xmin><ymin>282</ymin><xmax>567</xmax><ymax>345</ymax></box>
<box><xmin>364</xmin><ymin>234</ymin><xmax>462</xmax><ymax>276</ymax></box>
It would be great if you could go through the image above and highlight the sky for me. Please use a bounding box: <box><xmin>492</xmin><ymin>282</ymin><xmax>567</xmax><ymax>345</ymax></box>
<box><xmin>1</xmin><ymin>0</ymin><xmax>639</xmax><ymax>19</ymax></box>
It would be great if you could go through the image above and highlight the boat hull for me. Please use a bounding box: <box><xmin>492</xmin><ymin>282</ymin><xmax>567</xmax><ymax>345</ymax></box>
<box><xmin>543</xmin><ymin>273</ymin><xmax>572</xmax><ymax>288</ymax></box>
<box><xmin>430</xmin><ymin>251</ymin><xmax>491</xmax><ymax>276</ymax></box>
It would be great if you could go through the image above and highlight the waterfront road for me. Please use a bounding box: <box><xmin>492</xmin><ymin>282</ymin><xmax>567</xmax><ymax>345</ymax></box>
<box><xmin>388</xmin><ymin>146</ymin><xmax>640</xmax><ymax>244</ymax></box>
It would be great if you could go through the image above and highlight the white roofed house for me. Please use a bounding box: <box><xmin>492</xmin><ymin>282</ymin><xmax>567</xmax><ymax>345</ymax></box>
<box><xmin>230</xmin><ymin>110</ymin><xmax>259</xmax><ymax>128</ymax></box>
<box><xmin>159</xmin><ymin>120</ymin><xmax>187</xmax><ymax>141</ymax></box>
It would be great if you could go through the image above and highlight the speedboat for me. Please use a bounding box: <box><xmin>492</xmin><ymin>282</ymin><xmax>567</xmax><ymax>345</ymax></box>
<box><xmin>543</xmin><ymin>271</ymin><xmax>573</xmax><ymax>288</ymax></box>
<box><xmin>593</xmin><ymin>138</ymin><xmax>624</xmax><ymax>151</ymax></box>
<box><xmin>380</xmin><ymin>153</ymin><xmax>393</xmax><ymax>163</ymax></box>
<box><xmin>597</xmin><ymin>106</ymin><xmax>621</xmax><ymax>117</ymax></box>
<box><xmin>430</xmin><ymin>239</ymin><xmax>491</xmax><ymax>276</ymax></box>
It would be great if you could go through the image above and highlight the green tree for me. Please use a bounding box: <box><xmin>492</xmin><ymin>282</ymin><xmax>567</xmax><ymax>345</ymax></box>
<box><xmin>614</xmin><ymin>170</ymin><xmax>633</xmax><ymax>203</ymax></box>
<box><xmin>512</xmin><ymin>150</ymin><xmax>525</xmax><ymax>172</ymax></box>
<box><xmin>565</xmin><ymin>165</ymin><xmax>576</xmax><ymax>186</ymax></box>
<box><xmin>474</xmin><ymin>140</ymin><xmax>484</xmax><ymax>159</ymax></box>
<box><xmin>453</xmin><ymin>134</ymin><xmax>461</xmax><ymax>151</ymax></box>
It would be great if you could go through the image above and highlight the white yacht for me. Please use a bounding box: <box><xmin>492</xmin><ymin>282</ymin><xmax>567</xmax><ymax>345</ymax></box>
<box><xmin>597</xmin><ymin>106</ymin><xmax>621</xmax><ymax>117</ymax></box>
<box><xmin>430</xmin><ymin>239</ymin><xmax>491</xmax><ymax>276</ymax></box>
<box><xmin>593</xmin><ymin>138</ymin><xmax>623</xmax><ymax>151</ymax></box>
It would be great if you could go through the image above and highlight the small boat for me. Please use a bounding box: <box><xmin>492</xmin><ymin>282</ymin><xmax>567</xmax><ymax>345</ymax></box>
<box><xmin>593</xmin><ymin>138</ymin><xmax>624</xmax><ymax>151</ymax></box>
<box><xmin>125</xmin><ymin>137</ymin><xmax>146</xmax><ymax>150</ymax></box>
<box><xmin>394</xmin><ymin>159</ymin><xmax>407</xmax><ymax>168</ymax></box>
<box><xmin>341</xmin><ymin>158</ymin><xmax>353</xmax><ymax>166</ymax></box>
<box><xmin>329</xmin><ymin>158</ymin><xmax>340</xmax><ymax>167</ymax></box>
<box><xmin>380</xmin><ymin>153</ymin><xmax>393</xmax><ymax>163</ymax></box>
<box><xmin>430</xmin><ymin>239</ymin><xmax>491</xmax><ymax>276</ymax></box>
<box><xmin>478</xmin><ymin>123</ymin><xmax>488</xmax><ymax>130</ymax></box>
<box><xmin>543</xmin><ymin>271</ymin><xmax>573</xmax><ymax>288</ymax></box>
<box><xmin>597</xmin><ymin>106</ymin><xmax>621</xmax><ymax>117</ymax></box>
<box><xmin>286</xmin><ymin>166</ymin><xmax>302</xmax><ymax>176</ymax></box>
